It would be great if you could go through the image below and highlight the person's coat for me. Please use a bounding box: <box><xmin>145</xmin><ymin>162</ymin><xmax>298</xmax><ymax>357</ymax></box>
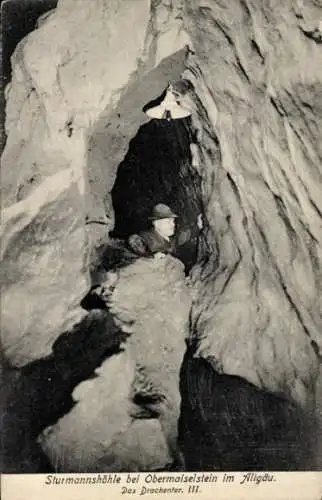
<box><xmin>128</xmin><ymin>227</ymin><xmax>192</xmax><ymax>257</ymax></box>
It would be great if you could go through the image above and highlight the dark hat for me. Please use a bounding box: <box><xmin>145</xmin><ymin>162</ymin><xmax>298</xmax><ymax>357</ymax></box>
<box><xmin>148</xmin><ymin>203</ymin><xmax>178</xmax><ymax>220</ymax></box>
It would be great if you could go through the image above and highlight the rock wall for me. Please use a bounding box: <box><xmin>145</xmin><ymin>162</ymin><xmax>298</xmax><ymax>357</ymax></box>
<box><xmin>182</xmin><ymin>0</ymin><xmax>322</xmax><ymax>411</ymax></box>
<box><xmin>1</xmin><ymin>0</ymin><xmax>190</xmax><ymax>365</ymax></box>
<box><xmin>1</xmin><ymin>0</ymin><xmax>149</xmax><ymax>364</ymax></box>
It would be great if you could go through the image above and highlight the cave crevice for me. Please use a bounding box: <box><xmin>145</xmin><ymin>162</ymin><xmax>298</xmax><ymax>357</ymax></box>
<box><xmin>106</xmin><ymin>115</ymin><xmax>205</xmax><ymax>274</ymax></box>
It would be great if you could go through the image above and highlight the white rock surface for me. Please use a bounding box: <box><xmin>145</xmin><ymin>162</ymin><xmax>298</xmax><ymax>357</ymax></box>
<box><xmin>1</xmin><ymin>0</ymin><xmax>188</xmax><ymax>365</ymax></box>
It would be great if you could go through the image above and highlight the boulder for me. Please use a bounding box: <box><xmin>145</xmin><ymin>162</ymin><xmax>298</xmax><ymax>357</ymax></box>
<box><xmin>38</xmin><ymin>256</ymin><xmax>191</xmax><ymax>471</ymax></box>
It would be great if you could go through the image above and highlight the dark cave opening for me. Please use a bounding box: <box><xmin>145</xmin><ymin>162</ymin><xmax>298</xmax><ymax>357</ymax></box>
<box><xmin>110</xmin><ymin>117</ymin><xmax>203</xmax><ymax>273</ymax></box>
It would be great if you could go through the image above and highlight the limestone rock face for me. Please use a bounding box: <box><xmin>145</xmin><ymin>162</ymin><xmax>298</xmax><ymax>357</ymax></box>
<box><xmin>182</xmin><ymin>0</ymin><xmax>322</xmax><ymax>410</ymax></box>
<box><xmin>39</xmin><ymin>256</ymin><xmax>191</xmax><ymax>471</ymax></box>
<box><xmin>1</xmin><ymin>168</ymin><xmax>88</xmax><ymax>365</ymax></box>
<box><xmin>0</xmin><ymin>0</ymin><xmax>145</xmax><ymax>365</ymax></box>
<box><xmin>1</xmin><ymin>0</ymin><xmax>189</xmax><ymax>365</ymax></box>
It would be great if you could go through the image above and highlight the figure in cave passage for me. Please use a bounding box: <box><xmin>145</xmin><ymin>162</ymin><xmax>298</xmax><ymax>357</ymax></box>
<box><xmin>128</xmin><ymin>203</ymin><xmax>204</xmax><ymax>261</ymax></box>
<box><xmin>83</xmin><ymin>203</ymin><xmax>208</xmax><ymax>309</ymax></box>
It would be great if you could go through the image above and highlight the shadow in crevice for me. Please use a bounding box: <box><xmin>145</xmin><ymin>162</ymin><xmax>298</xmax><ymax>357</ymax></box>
<box><xmin>178</xmin><ymin>339</ymin><xmax>316</xmax><ymax>471</ymax></box>
<box><xmin>2</xmin><ymin>308</ymin><xmax>130</xmax><ymax>472</ymax></box>
<box><xmin>85</xmin><ymin>47</ymin><xmax>190</xmax><ymax>231</ymax></box>
<box><xmin>111</xmin><ymin>118</ymin><xmax>201</xmax><ymax>239</ymax></box>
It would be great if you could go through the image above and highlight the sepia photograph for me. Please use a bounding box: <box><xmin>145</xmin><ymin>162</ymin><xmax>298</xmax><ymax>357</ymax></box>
<box><xmin>1</xmin><ymin>0</ymin><xmax>322</xmax><ymax>489</ymax></box>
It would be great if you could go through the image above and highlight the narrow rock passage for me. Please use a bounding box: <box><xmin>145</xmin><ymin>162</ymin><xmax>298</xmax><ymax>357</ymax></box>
<box><xmin>110</xmin><ymin>117</ymin><xmax>203</xmax><ymax>272</ymax></box>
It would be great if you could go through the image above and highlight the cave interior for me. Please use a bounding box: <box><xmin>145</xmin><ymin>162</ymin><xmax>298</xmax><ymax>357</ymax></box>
<box><xmin>2</xmin><ymin>3</ymin><xmax>319</xmax><ymax>472</ymax></box>
<box><xmin>2</xmin><ymin>82</ymin><xmax>316</xmax><ymax>472</ymax></box>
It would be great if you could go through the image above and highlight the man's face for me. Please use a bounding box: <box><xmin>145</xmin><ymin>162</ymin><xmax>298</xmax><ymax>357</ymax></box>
<box><xmin>154</xmin><ymin>217</ymin><xmax>176</xmax><ymax>238</ymax></box>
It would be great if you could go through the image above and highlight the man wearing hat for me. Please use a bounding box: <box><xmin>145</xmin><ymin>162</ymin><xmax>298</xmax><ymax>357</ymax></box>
<box><xmin>82</xmin><ymin>204</ymin><xmax>206</xmax><ymax>309</ymax></box>
<box><xmin>128</xmin><ymin>203</ymin><xmax>203</xmax><ymax>261</ymax></box>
